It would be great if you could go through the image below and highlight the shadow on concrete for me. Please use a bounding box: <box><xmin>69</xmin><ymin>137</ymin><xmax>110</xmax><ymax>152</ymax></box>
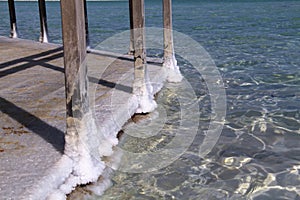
<box><xmin>0</xmin><ymin>47</ymin><xmax>64</xmax><ymax>78</ymax></box>
<box><xmin>0</xmin><ymin>96</ymin><xmax>65</xmax><ymax>153</ymax></box>
<box><xmin>0</xmin><ymin>45</ymin><xmax>136</xmax><ymax>153</ymax></box>
<box><xmin>0</xmin><ymin>46</ymin><xmax>132</xmax><ymax>93</ymax></box>
<box><xmin>88</xmin><ymin>76</ymin><xmax>132</xmax><ymax>93</ymax></box>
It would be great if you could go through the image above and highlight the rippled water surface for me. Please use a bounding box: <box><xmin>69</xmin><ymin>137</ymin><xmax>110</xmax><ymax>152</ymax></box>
<box><xmin>1</xmin><ymin>0</ymin><xmax>299</xmax><ymax>199</ymax></box>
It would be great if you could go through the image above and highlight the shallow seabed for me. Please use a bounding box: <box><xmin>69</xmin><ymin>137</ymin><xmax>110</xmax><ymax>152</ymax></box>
<box><xmin>98</xmin><ymin>1</ymin><xmax>299</xmax><ymax>199</ymax></box>
<box><xmin>97</xmin><ymin>77</ymin><xmax>300</xmax><ymax>200</ymax></box>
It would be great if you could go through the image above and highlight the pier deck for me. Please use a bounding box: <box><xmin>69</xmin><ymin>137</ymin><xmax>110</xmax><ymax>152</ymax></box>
<box><xmin>0</xmin><ymin>36</ymin><xmax>165</xmax><ymax>199</ymax></box>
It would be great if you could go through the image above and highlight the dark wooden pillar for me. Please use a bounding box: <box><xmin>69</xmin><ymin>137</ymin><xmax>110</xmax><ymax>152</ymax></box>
<box><xmin>163</xmin><ymin>0</ymin><xmax>182</xmax><ymax>82</ymax></box>
<box><xmin>59</xmin><ymin>0</ymin><xmax>106</xmax><ymax>188</ymax></box>
<box><xmin>8</xmin><ymin>0</ymin><xmax>18</xmax><ymax>38</ymax></box>
<box><xmin>61</xmin><ymin>0</ymin><xmax>89</xmax><ymax>132</ymax></box>
<box><xmin>132</xmin><ymin>0</ymin><xmax>146</xmax><ymax>94</ymax></box>
<box><xmin>60</xmin><ymin>1</ymin><xmax>104</xmax><ymax>188</ymax></box>
<box><xmin>83</xmin><ymin>0</ymin><xmax>90</xmax><ymax>49</ymax></box>
<box><xmin>128</xmin><ymin>0</ymin><xmax>134</xmax><ymax>55</ymax></box>
<box><xmin>163</xmin><ymin>0</ymin><xmax>173</xmax><ymax>62</ymax></box>
<box><xmin>38</xmin><ymin>0</ymin><xmax>49</xmax><ymax>43</ymax></box>
<box><xmin>132</xmin><ymin>0</ymin><xmax>156</xmax><ymax>113</ymax></box>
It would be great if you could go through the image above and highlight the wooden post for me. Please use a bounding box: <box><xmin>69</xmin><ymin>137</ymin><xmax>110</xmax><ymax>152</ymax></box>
<box><xmin>59</xmin><ymin>0</ymin><xmax>104</xmax><ymax>189</ymax></box>
<box><xmin>8</xmin><ymin>0</ymin><xmax>18</xmax><ymax>38</ymax></box>
<box><xmin>60</xmin><ymin>0</ymin><xmax>105</xmax><ymax>187</ymax></box>
<box><xmin>128</xmin><ymin>0</ymin><xmax>134</xmax><ymax>55</ymax></box>
<box><xmin>61</xmin><ymin>0</ymin><xmax>89</xmax><ymax>144</ymax></box>
<box><xmin>163</xmin><ymin>0</ymin><xmax>182</xmax><ymax>82</ymax></box>
<box><xmin>163</xmin><ymin>0</ymin><xmax>173</xmax><ymax>61</ymax></box>
<box><xmin>38</xmin><ymin>0</ymin><xmax>49</xmax><ymax>43</ymax></box>
<box><xmin>61</xmin><ymin>0</ymin><xmax>89</xmax><ymax>166</ymax></box>
<box><xmin>132</xmin><ymin>0</ymin><xmax>156</xmax><ymax>113</ymax></box>
<box><xmin>84</xmin><ymin>0</ymin><xmax>90</xmax><ymax>49</ymax></box>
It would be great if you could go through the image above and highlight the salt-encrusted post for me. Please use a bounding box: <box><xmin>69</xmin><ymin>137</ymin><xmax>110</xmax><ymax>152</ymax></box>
<box><xmin>83</xmin><ymin>0</ymin><xmax>90</xmax><ymax>49</ymax></box>
<box><xmin>61</xmin><ymin>0</ymin><xmax>88</xmax><ymax>121</ymax></box>
<box><xmin>128</xmin><ymin>0</ymin><xmax>134</xmax><ymax>55</ymax></box>
<box><xmin>38</xmin><ymin>0</ymin><xmax>49</xmax><ymax>43</ymax></box>
<box><xmin>60</xmin><ymin>0</ymin><xmax>103</xmax><ymax>194</ymax></box>
<box><xmin>163</xmin><ymin>0</ymin><xmax>182</xmax><ymax>82</ymax></box>
<box><xmin>8</xmin><ymin>0</ymin><xmax>18</xmax><ymax>38</ymax></box>
<box><xmin>132</xmin><ymin>0</ymin><xmax>157</xmax><ymax>113</ymax></box>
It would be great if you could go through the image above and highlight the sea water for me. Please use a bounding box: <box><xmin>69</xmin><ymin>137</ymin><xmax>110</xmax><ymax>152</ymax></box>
<box><xmin>0</xmin><ymin>0</ymin><xmax>299</xmax><ymax>199</ymax></box>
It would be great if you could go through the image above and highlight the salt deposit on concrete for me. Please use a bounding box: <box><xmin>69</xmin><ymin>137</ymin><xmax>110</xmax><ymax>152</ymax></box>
<box><xmin>0</xmin><ymin>37</ymin><xmax>169</xmax><ymax>199</ymax></box>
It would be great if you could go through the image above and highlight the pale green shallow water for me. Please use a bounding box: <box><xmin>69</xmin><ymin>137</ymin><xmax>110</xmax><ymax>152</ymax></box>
<box><xmin>0</xmin><ymin>0</ymin><xmax>299</xmax><ymax>199</ymax></box>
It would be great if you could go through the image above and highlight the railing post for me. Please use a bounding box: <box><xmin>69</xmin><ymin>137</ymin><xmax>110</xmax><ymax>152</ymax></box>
<box><xmin>60</xmin><ymin>0</ymin><xmax>102</xmax><ymax>188</ymax></box>
<box><xmin>61</xmin><ymin>0</ymin><xmax>87</xmax><ymax>144</ymax></box>
<box><xmin>132</xmin><ymin>0</ymin><xmax>157</xmax><ymax>113</ymax></box>
<box><xmin>83</xmin><ymin>0</ymin><xmax>90</xmax><ymax>49</ymax></box>
<box><xmin>163</xmin><ymin>0</ymin><xmax>182</xmax><ymax>82</ymax></box>
<box><xmin>38</xmin><ymin>0</ymin><xmax>49</xmax><ymax>43</ymax></box>
<box><xmin>128</xmin><ymin>0</ymin><xmax>134</xmax><ymax>55</ymax></box>
<box><xmin>61</xmin><ymin>0</ymin><xmax>88</xmax><ymax>146</ymax></box>
<box><xmin>8</xmin><ymin>0</ymin><xmax>18</xmax><ymax>38</ymax></box>
<box><xmin>163</xmin><ymin>0</ymin><xmax>173</xmax><ymax>61</ymax></box>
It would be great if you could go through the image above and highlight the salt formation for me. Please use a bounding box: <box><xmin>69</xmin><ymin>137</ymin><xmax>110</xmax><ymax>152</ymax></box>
<box><xmin>134</xmin><ymin>81</ymin><xmax>157</xmax><ymax>114</ymax></box>
<box><xmin>163</xmin><ymin>54</ymin><xmax>183</xmax><ymax>83</ymax></box>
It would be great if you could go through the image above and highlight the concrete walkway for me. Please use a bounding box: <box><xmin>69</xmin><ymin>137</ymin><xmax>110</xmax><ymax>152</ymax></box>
<box><xmin>0</xmin><ymin>36</ymin><xmax>165</xmax><ymax>199</ymax></box>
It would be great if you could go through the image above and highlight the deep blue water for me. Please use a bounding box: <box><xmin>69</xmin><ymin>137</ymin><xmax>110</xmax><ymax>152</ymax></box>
<box><xmin>1</xmin><ymin>1</ymin><xmax>300</xmax><ymax>199</ymax></box>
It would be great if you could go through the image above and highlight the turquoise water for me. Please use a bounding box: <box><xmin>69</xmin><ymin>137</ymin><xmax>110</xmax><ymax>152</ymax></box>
<box><xmin>1</xmin><ymin>1</ymin><xmax>300</xmax><ymax>199</ymax></box>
